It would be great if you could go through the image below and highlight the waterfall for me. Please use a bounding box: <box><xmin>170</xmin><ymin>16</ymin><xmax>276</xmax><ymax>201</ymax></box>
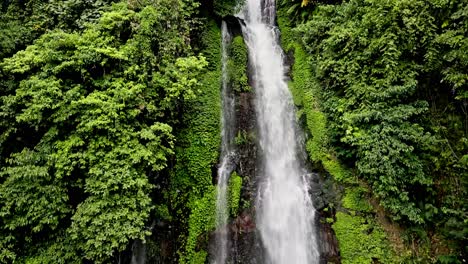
<box><xmin>130</xmin><ymin>240</ymin><xmax>146</xmax><ymax>264</ymax></box>
<box><xmin>213</xmin><ymin>21</ymin><xmax>236</xmax><ymax>264</ymax></box>
<box><xmin>237</xmin><ymin>0</ymin><xmax>320</xmax><ymax>263</ymax></box>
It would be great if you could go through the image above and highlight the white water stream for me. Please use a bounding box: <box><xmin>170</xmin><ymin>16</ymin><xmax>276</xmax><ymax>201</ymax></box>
<box><xmin>213</xmin><ymin>21</ymin><xmax>236</xmax><ymax>264</ymax></box>
<box><xmin>238</xmin><ymin>0</ymin><xmax>320</xmax><ymax>263</ymax></box>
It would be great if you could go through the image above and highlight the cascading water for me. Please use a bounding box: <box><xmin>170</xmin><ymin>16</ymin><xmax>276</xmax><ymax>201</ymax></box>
<box><xmin>130</xmin><ymin>240</ymin><xmax>146</xmax><ymax>264</ymax></box>
<box><xmin>237</xmin><ymin>0</ymin><xmax>320</xmax><ymax>263</ymax></box>
<box><xmin>213</xmin><ymin>21</ymin><xmax>236</xmax><ymax>264</ymax></box>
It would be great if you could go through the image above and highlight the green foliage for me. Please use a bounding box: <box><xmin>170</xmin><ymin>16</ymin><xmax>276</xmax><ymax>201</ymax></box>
<box><xmin>0</xmin><ymin>1</ymin><xmax>51</xmax><ymax>59</ymax></box>
<box><xmin>321</xmin><ymin>158</ymin><xmax>353</xmax><ymax>183</ymax></box>
<box><xmin>297</xmin><ymin>0</ymin><xmax>442</xmax><ymax>223</ymax></box>
<box><xmin>0</xmin><ymin>148</ymin><xmax>72</xmax><ymax>263</ymax></box>
<box><xmin>333</xmin><ymin>212</ymin><xmax>396</xmax><ymax>264</ymax></box>
<box><xmin>171</xmin><ymin>20</ymin><xmax>221</xmax><ymax>203</ymax></box>
<box><xmin>342</xmin><ymin>186</ymin><xmax>372</xmax><ymax>213</ymax></box>
<box><xmin>279</xmin><ymin>0</ymin><xmax>342</xmax><ymax>24</ymax></box>
<box><xmin>180</xmin><ymin>166</ymin><xmax>242</xmax><ymax>264</ymax></box>
<box><xmin>0</xmin><ymin>1</ymin><xmax>205</xmax><ymax>262</ymax></box>
<box><xmin>42</xmin><ymin>0</ymin><xmax>119</xmax><ymax>30</ymax></box>
<box><xmin>285</xmin><ymin>0</ymin><xmax>467</xmax><ymax>257</ymax></box>
<box><xmin>190</xmin><ymin>250</ymin><xmax>209</xmax><ymax>264</ymax></box>
<box><xmin>182</xmin><ymin>188</ymin><xmax>217</xmax><ymax>264</ymax></box>
<box><xmin>172</xmin><ymin>20</ymin><xmax>222</xmax><ymax>263</ymax></box>
<box><xmin>425</xmin><ymin>1</ymin><xmax>468</xmax><ymax>252</ymax></box>
<box><xmin>0</xmin><ymin>0</ymin><xmax>118</xmax><ymax>60</ymax></box>
<box><xmin>228</xmin><ymin>172</ymin><xmax>243</xmax><ymax>216</ymax></box>
<box><xmin>277</xmin><ymin>9</ymin><xmax>353</xmax><ymax>184</ymax></box>
<box><xmin>234</xmin><ymin>130</ymin><xmax>251</xmax><ymax>145</ymax></box>
<box><xmin>427</xmin><ymin>0</ymin><xmax>468</xmax><ymax>100</ymax></box>
<box><xmin>228</xmin><ymin>35</ymin><xmax>251</xmax><ymax>93</ymax></box>
<box><xmin>154</xmin><ymin>204</ymin><xmax>172</xmax><ymax>221</ymax></box>
<box><xmin>437</xmin><ymin>255</ymin><xmax>462</xmax><ymax>264</ymax></box>
<box><xmin>213</xmin><ymin>0</ymin><xmax>244</xmax><ymax>17</ymax></box>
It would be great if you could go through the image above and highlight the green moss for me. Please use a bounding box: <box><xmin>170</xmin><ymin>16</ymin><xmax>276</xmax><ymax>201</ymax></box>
<box><xmin>342</xmin><ymin>186</ymin><xmax>373</xmax><ymax>213</ymax></box>
<box><xmin>228</xmin><ymin>35</ymin><xmax>250</xmax><ymax>93</ymax></box>
<box><xmin>277</xmin><ymin>10</ymin><xmax>353</xmax><ymax>184</ymax></box>
<box><xmin>174</xmin><ymin>20</ymin><xmax>222</xmax><ymax>263</ymax></box>
<box><xmin>234</xmin><ymin>130</ymin><xmax>250</xmax><ymax>146</ymax></box>
<box><xmin>183</xmin><ymin>188</ymin><xmax>217</xmax><ymax>264</ymax></box>
<box><xmin>293</xmin><ymin>45</ymin><xmax>354</xmax><ymax>184</ymax></box>
<box><xmin>277</xmin><ymin>12</ymin><xmax>295</xmax><ymax>50</ymax></box>
<box><xmin>200</xmin><ymin>20</ymin><xmax>223</xmax><ymax>71</ymax></box>
<box><xmin>154</xmin><ymin>204</ymin><xmax>172</xmax><ymax>221</ymax></box>
<box><xmin>176</xmin><ymin>21</ymin><xmax>250</xmax><ymax>264</ymax></box>
<box><xmin>333</xmin><ymin>212</ymin><xmax>397</xmax><ymax>264</ymax></box>
<box><xmin>181</xmin><ymin>171</ymin><xmax>241</xmax><ymax>264</ymax></box>
<box><xmin>190</xmin><ymin>250</ymin><xmax>209</xmax><ymax>264</ymax></box>
<box><xmin>228</xmin><ymin>172</ymin><xmax>243</xmax><ymax>216</ymax></box>
<box><xmin>322</xmin><ymin>158</ymin><xmax>354</xmax><ymax>183</ymax></box>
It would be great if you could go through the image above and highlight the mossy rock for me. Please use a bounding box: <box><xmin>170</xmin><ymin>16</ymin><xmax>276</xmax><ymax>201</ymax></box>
<box><xmin>228</xmin><ymin>171</ymin><xmax>243</xmax><ymax>216</ymax></box>
<box><xmin>342</xmin><ymin>186</ymin><xmax>373</xmax><ymax>213</ymax></box>
<box><xmin>176</xmin><ymin>20</ymin><xmax>222</xmax><ymax>263</ymax></box>
<box><xmin>228</xmin><ymin>35</ymin><xmax>251</xmax><ymax>93</ymax></box>
<box><xmin>333</xmin><ymin>212</ymin><xmax>397</xmax><ymax>264</ymax></box>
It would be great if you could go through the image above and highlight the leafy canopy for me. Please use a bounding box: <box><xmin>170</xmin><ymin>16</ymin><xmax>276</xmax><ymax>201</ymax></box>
<box><xmin>0</xmin><ymin>0</ymin><xmax>207</xmax><ymax>262</ymax></box>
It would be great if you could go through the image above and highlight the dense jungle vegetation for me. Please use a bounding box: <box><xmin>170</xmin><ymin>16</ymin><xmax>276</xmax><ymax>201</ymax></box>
<box><xmin>0</xmin><ymin>0</ymin><xmax>466</xmax><ymax>263</ymax></box>
<box><xmin>279</xmin><ymin>0</ymin><xmax>467</xmax><ymax>262</ymax></box>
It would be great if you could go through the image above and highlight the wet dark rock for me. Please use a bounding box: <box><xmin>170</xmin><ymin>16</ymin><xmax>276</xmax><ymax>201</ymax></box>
<box><xmin>318</xmin><ymin>219</ymin><xmax>341</xmax><ymax>263</ymax></box>
<box><xmin>312</xmin><ymin>173</ymin><xmax>342</xmax><ymax>263</ymax></box>
<box><xmin>208</xmin><ymin>85</ymin><xmax>263</xmax><ymax>263</ymax></box>
<box><xmin>232</xmin><ymin>211</ymin><xmax>256</xmax><ymax>235</ymax></box>
<box><xmin>224</xmin><ymin>15</ymin><xmax>244</xmax><ymax>37</ymax></box>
